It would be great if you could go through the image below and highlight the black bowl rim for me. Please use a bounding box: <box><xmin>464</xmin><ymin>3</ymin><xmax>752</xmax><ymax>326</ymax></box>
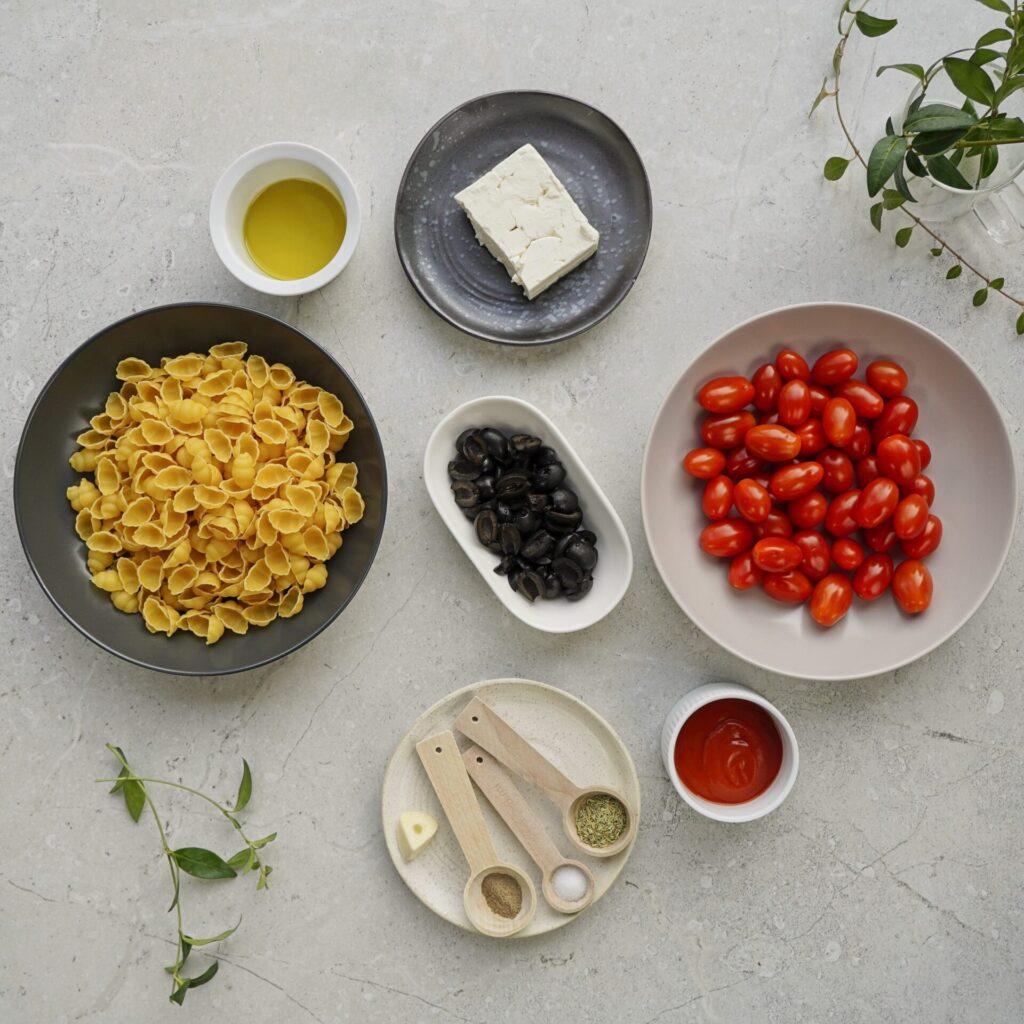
<box><xmin>393</xmin><ymin>89</ymin><xmax>654</xmax><ymax>347</ymax></box>
<box><xmin>14</xmin><ymin>300</ymin><xmax>389</xmax><ymax>677</ymax></box>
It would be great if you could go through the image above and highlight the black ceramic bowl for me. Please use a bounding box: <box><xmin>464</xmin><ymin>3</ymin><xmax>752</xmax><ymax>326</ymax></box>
<box><xmin>14</xmin><ymin>303</ymin><xmax>387</xmax><ymax>676</ymax></box>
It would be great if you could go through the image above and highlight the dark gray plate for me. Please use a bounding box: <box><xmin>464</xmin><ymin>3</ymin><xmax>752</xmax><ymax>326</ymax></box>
<box><xmin>14</xmin><ymin>303</ymin><xmax>387</xmax><ymax>677</ymax></box>
<box><xmin>395</xmin><ymin>91</ymin><xmax>652</xmax><ymax>346</ymax></box>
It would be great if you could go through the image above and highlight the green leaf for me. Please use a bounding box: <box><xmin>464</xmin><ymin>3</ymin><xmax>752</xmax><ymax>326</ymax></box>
<box><xmin>183</xmin><ymin>920</ymin><xmax>240</xmax><ymax>947</ymax></box>
<box><xmin>906</xmin><ymin>150</ymin><xmax>927</xmax><ymax>177</ymax></box>
<box><xmin>981</xmin><ymin>145</ymin><xmax>1000</xmax><ymax>180</ymax></box>
<box><xmin>974</xmin><ymin>287</ymin><xmax>989</xmax><ymax>306</ymax></box>
<box><xmin>947</xmin><ymin>265</ymin><xmax>963</xmax><ymax>279</ymax></box>
<box><xmin>977</xmin><ymin>28</ymin><xmax>1012</xmax><ymax>46</ymax></box>
<box><xmin>912</xmin><ymin>128</ymin><xmax>971</xmax><ymax>156</ymax></box>
<box><xmin>876</xmin><ymin>63</ymin><xmax>925</xmax><ymax>82</ymax></box>
<box><xmin>974</xmin><ymin>0</ymin><xmax>1009</xmax><ymax>12</ymax></box>
<box><xmin>855</xmin><ymin>11</ymin><xmax>897</xmax><ymax>37</ymax></box>
<box><xmin>926</xmin><ymin>154</ymin><xmax>973</xmax><ymax>190</ymax></box>
<box><xmin>172</xmin><ymin>848</ymin><xmax>237</xmax><ymax>880</ymax></box>
<box><xmin>251</xmin><ymin>832</ymin><xmax>277</xmax><ymax>850</ymax></box>
<box><xmin>892</xmin><ymin>161</ymin><xmax>917</xmax><ymax>203</ymax></box>
<box><xmin>170</xmin><ymin>982</ymin><xmax>189</xmax><ymax>1006</ymax></box>
<box><xmin>990</xmin><ymin>277</ymin><xmax>1005</xmax><ymax>290</ymax></box>
<box><xmin>122</xmin><ymin>779</ymin><xmax>145</xmax><ymax>822</ymax></box>
<box><xmin>233</xmin><ymin>759</ymin><xmax>252</xmax><ymax>813</ymax></box>
<box><xmin>895</xmin><ymin>226</ymin><xmax>914</xmax><ymax>248</ymax></box>
<box><xmin>166</xmin><ymin>938</ymin><xmax>192</xmax><ymax>973</ymax></box>
<box><xmin>944</xmin><ymin>57</ymin><xmax>995</xmax><ymax>105</ymax></box>
<box><xmin>971</xmin><ymin>48</ymin><xmax>1003</xmax><ymax>66</ymax></box>
<box><xmin>882</xmin><ymin>188</ymin><xmax>907</xmax><ymax>210</ymax></box>
<box><xmin>256</xmin><ymin>865</ymin><xmax>272</xmax><ymax>891</ymax></box>
<box><xmin>996</xmin><ymin>77</ymin><xmax>1024</xmax><ymax>104</ymax></box>
<box><xmin>930</xmin><ymin>247</ymin><xmax>944</xmax><ymax>257</ymax></box>
<box><xmin>870</xmin><ymin>202</ymin><xmax>884</xmax><ymax>232</ymax></box>
<box><xmin>823</xmin><ymin>156</ymin><xmax>851</xmax><ymax>181</ymax></box>
<box><xmin>904</xmin><ymin>104</ymin><xmax>977</xmax><ymax>133</ymax></box>
<box><xmin>975</xmin><ymin>115</ymin><xmax>1024</xmax><ymax>140</ymax></box>
<box><xmin>809</xmin><ymin>77</ymin><xmax>831</xmax><ymax>117</ymax></box>
<box><xmin>1016</xmin><ymin>311</ymin><xmax>1024</xmax><ymax>335</ymax></box>
<box><xmin>226</xmin><ymin>848</ymin><xmax>255</xmax><ymax>871</ymax></box>
<box><xmin>867</xmin><ymin>135</ymin><xmax>909</xmax><ymax>196</ymax></box>
<box><xmin>186</xmin><ymin>961</ymin><xmax>219</xmax><ymax>989</ymax></box>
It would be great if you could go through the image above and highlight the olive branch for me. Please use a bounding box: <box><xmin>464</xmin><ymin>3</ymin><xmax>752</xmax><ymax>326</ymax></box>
<box><xmin>100</xmin><ymin>744</ymin><xmax>276</xmax><ymax>1005</ymax></box>
<box><xmin>812</xmin><ymin>0</ymin><xmax>1024</xmax><ymax>335</ymax></box>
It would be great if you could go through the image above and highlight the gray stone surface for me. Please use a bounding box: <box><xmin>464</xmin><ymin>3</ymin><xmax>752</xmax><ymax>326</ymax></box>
<box><xmin>1</xmin><ymin>2</ymin><xmax>1022</xmax><ymax>1022</ymax></box>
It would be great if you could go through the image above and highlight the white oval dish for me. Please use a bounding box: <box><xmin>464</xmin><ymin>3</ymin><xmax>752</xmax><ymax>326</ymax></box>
<box><xmin>661</xmin><ymin>682</ymin><xmax>799</xmax><ymax>823</ymax></box>
<box><xmin>424</xmin><ymin>396</ymin><xmax>633</xmax><ymax>633</ymax></box>
<box><xmin>209</xmin><ymin>141</ymin><xmax>361</xmax><ymax>297</ymax></box>
<box><xmin>641</xmin><ymin>302</ymin><xmax>1018</xmax><ymax>681</ymax></box>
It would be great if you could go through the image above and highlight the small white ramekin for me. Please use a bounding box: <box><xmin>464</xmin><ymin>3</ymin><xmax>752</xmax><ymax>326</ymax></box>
<box><xmin>209</xmin><ymin>142</ymin><xmax>361</xmax><ymax>297</ymax></box>
<box><xmin>661</xmin><ymin>682</ymin><xmax>799</xmax><ymax>823</ymax></box>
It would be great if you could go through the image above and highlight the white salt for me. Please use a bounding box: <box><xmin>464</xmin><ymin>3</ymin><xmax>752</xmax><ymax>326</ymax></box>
<box><xmin>551</xmin><ymin>864</ymin><xmax>589</xmax><ymax>904</ymax></box>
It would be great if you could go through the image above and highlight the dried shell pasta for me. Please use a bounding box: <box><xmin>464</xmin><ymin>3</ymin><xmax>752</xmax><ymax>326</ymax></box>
<box><xmin>67</xmin><ymin>341</ymin><xmax>362</xmax><ymax>642</ymax></box>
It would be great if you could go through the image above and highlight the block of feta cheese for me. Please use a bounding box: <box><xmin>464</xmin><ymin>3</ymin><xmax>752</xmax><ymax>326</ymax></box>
<box><xmin>454</xmin><ymin>144</ymin><xmax>599</xmax><ymax>300</ymax></box>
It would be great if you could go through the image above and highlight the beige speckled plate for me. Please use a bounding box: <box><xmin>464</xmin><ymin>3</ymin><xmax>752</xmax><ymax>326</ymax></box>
<box><xmin>381</xmin><ymin>678</ymin><xmax>640</xmax><ymax>937</ymax></box>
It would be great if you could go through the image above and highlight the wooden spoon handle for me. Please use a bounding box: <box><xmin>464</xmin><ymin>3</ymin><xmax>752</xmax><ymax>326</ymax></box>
<box><xmin>463</xmin><ymin>745</ymin><xmax>564</xmax><ymax>876</ymax></box>
<box><xmin>416</xmin><ymin>730</ymin><xmax>498</xmax><ymax>876</ymax></box>
<box><xmin>454</xmin><ymin>696</ymin><xmax>581</xmax><ymax>811</ymax></box>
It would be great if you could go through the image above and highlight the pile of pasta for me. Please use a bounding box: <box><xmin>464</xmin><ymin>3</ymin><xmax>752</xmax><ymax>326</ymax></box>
<box><xmin>66</xmin><ymin>341</ymin><xmax>365</xmax><ymax>644</ymax></box>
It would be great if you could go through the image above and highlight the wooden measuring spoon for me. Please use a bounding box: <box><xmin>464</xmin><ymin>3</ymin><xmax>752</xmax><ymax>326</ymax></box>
<box><xmin>463</xmin><ymin>745</ymin><xmax>595</xmax><ymax>914</ymax></box>
<box><xmin>454</xmin><ymin>696</ymin><xmax>636</xmax><ymax>859</ymax></box>
<box><xmin>415</xmin><ymin>730</ymin><xmax>536</xmax><ymax>937</ymax></box>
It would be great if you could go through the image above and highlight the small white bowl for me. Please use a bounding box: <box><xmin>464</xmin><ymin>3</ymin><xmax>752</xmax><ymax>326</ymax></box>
<box><xmin>209</xmin><ymin>142</ymin><xmax>361</xmax><ymax>296</ymax></box>
<box><xmin>661</xmin><ymin>682</ymin><xmax>798</xmax><ymax>823</ymax></box>
<box><xmin>424</xmin><ymin>396</ymin><xmax>633</xmax><ymax>633</ymax></box>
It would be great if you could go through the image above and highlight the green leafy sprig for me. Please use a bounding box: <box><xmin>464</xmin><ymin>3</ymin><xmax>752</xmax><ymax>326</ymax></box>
<box><xmin>101</xmin><ymin>744</ymin><xmax>277</xmax><ymax>1005</ymax></box>
<box><xmin>813</xmin><ymin>0</ymin><xmax>1024</xmax><ymax>336</ymax></box>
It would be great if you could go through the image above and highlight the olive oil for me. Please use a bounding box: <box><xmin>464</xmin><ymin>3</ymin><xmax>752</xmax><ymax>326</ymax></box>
<box><xmin>243</xmin><ymin>178</ymin><xmax>346</xmax><ymax>280</ymax></box>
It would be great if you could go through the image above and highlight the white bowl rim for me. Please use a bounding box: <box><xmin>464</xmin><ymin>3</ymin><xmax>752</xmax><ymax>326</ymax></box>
<box><xmin>662</xmin><ymin>681</ymin><xmax>799</xmax><ymax>823</ymax></box>
<box><xmin>424</xmin><ymin>395</ymin><xmax>634</xmax><ymax>633</ymax></box>
<box><xmin>640</xmin><ymin>300</ymin><xmax>1019</xmax><ymax>681</ymax></box>
<box><xmin>208</xmin><ymin>141</ymin><xmax>362</xmax><ymax>297</ymax></box>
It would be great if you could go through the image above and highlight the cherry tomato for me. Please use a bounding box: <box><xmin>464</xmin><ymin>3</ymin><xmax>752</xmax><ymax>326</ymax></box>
<box><xmin>831</xmin><ymin>537</ymin><xmax>865</xmax><ymax>571</ymax></box>
<box><xmin>856</xmin><ymin>454</ymin><xmax>881</xmax><ymax>488</ymax></box>
<box><xmin>872</xmin><ymin>396</ymin><xmax>919</xmax><ymax>445</ymax></box>
<box><xmin>788</xmin><ymin>490</ymin><xmax>828</xmax><ymax>529</ymax></box>
<box><xmin>733</xmin><ymin>478</ymin><xmax>772</xmax><ymax>523</ymax></box>
<box><xmin>913</xmin><ymin>439</ymin><xmax>932</xmax><ymax>470</ymax></box>
<box><xmin>863</xmin><ymin>521</ymin><xmax>898</xmax><ymax>553</ymax></box>
<box><xmin>776</xmin><ymin>349</ymin><xmax>810</xmax><ymax>382</ymax></box>
<box><xmin>811</xmin><ymin>348</ymin><xmax>858</xmax><ymax>386</ymax></box>
<box><xmin>842</xmin><ymin>422</ymin><xmax>872</xmax><ymax>461</ymax></box>
<box><xmin>725</xmin><ymin>445</ymin><xmax>763</xmax><ymax>480</ymax></box>
<box><xmin>866</xmin><ymin>359</ymin><xmax>908</xmax><ymax>397</ymax></box>
<box><xmin>753</xmin><ymin>508</ymin><xmax>794</xmax><ymax>539</ymax></box>
<box><xmin>778</xmin><ymin>379</ymin><xmax>812</xmax><ymax>426</ymax></box>
<box><xmin>818</xmin><ymin>449</ymin><xmax>854</xmax><ymax>493</ymax></box>
<box><xmin>683</xmin><ymin>447</ymin><xmax>727</xmax><ymax>479</ymax></box>
<box><xmin>893</xmin><ymin>494</ymin><xmax>929</xmax><ymax>540</ymax></box>
<box><xmin>893</xmin><ymin>559</ymin><xmax>933</xmax><ymax>614</ymax></box>
<box><xmin>752</xmin><ymin>537</ymin><xmax>803</xmax><ymax>573</ymax></box>
<box><xmin>795</xmin><ymin>418</ymin><xmax>828</xmax><ymax>456</ymax></box>
<box><xmin>752</xmin><ymin>362</ymin><xmax>781</xmax><ymax>412</ymax></box>
<box><xmin>810</xmin><ymin>573</ymin><xmax>854</xmax><ymax>627</ymax></box>
<box><xmin>794</xmin><ymin>530</ymin><xmax>831</xmax><ymax>581</ymax></box>
<box><xmin>699</xmin><ymin>518</ymin><xmax>753</xmax><ymax>558</ymax></box>
<box><xmin>854</xmin><ymin>477</ymin><xmax>900</xmax><ymax>529</ymax></box>
<box><xmin>762</xmin><ymin>568</ymin><xmax>812</xmax><ymax>604</ymax></box>
<box><xmin>728</xmin><ymin>550</ymin><xmax>765</xmax><ymax>590</ymax></box>
<box><xmin>769</xmin><ymin>462</ymin><xmax>824</xmax><ymax>501</ymax></box>
<box><xmin>702</xmin><ymin>475</ymin><xmax>734</xmax><ymax>520</ymax></box>
<box><xmin>823</xmin><ymin>396</ymin><xmax>857</xmax><ymax>447</ymax></box>
<box><xmin>744</xmin><ymin>423</ymin><xmax>802</xmax><ymax>462</ymax></box>
<box><xmin>698</xmin><ymin>375</ymin><xmax>755</xmax><ymax>413</ymax></box>
<box><xmin>876</xmin><ymin>434</ymin><xmax>921</xmax><ymax>487</ymax></box>
<box><xmin>906</xmin><ymin>474</ymin><xmax>935</xmax><ymax>506</ymax></box>
<box><xmin>701</xmin><ymin>411</ymin><xmax>755</xmax><ymax>450</ymax></box>
<box><xmin>853</xmin><ymin>553</ymin><xmax>894</xmax><ymax>601</ymax></box>
<box><xmin>824</xmin><ymin>489</ymin><xmax>862</xmax><ymax>537</ymax></box>
<box><xmin>901</xmin><ymin>514</ymin><xmax>942</xmax><ymax>559</ymax></box>
<box><xmin>833</xmin><ymin>379</ymin><xmax>884</xmax><ymax>418</ymax></box>
<box><xmin>808</xmin><ymin>383</ymin><xmax>832</xmax><ymax>415</ymax></box>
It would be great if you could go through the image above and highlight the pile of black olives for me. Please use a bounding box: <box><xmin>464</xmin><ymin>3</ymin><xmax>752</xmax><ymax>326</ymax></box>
<box><xmin>448</xmin><ymin>427</ymin><xmax>598</xmax><ymax>602</ymax></box>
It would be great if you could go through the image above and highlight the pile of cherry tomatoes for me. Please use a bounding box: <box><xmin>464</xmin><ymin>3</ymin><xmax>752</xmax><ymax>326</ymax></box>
<box><xmin>684</xmin><ymin>348</ymin><xmax>940</xmax><ymax>628</ymax></box>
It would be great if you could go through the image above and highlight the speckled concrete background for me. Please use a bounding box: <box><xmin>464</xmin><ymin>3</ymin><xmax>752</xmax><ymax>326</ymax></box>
<box><xmin>1</xmin><ymin>2</ymin><xmax>1022</xmax><ymax>1022</ymax></box>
